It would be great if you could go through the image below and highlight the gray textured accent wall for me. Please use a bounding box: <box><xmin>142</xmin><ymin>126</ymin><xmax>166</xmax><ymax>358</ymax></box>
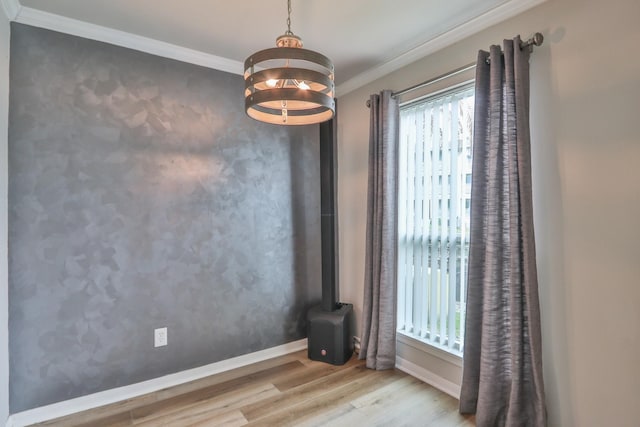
<box><xmin>8</xmin><ymin>23</ymin><xmax>321</xmax><ymax>412</ymax></box>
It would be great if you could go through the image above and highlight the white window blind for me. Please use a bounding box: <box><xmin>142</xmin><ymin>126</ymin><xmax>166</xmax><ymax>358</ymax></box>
<box><xmin>397</xmin><ymin>83</ymin><xmax>474</xmax><ymax>355</ymax></box>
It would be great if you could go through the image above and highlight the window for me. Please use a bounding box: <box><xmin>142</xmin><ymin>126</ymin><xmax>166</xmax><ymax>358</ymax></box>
<box><xmin>397</xmin><ymin>83</ymin><xmax>474</xmax><ymax>356</ymax></box>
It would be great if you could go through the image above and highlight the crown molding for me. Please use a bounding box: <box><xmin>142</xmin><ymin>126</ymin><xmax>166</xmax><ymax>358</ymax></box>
<box><xmin>6</xmin><ymin>0</ymin><xmax>548</xmax><ymax>91</ymax></box>
<box><xmin>336</xmin><ymin>0</ymin><xmax>548</xmax><ymax>96</ymax></box>
<box><xmin>0</xmin><ymin>0</ymin><xmax>20</xmax><ymax>20</ymax></box>
<box><xmin>12</xmin><ymin>5</ymin><xmax>244</xmax><ymax>75</ymax></box>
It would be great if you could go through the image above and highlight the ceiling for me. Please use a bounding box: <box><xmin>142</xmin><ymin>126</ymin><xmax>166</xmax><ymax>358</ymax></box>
<box><xmin>11</xmin><ymin>0</ymin><xmax>540</xmax><ymax>94</ymax></box>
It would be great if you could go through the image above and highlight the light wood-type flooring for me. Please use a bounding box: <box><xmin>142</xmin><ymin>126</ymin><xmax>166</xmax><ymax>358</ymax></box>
<box><xmin>31</xmin><ymin>350</ymin><xmax>475</xmax><ymax>427</ymax></box>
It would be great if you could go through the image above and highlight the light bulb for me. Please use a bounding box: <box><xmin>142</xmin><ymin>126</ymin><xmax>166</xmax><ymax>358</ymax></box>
<box><xmin>266</xmin><ymin>79</ymin><xmax>278</xmax><ymax>88</ymax></box>
<box><xmin>296</xmin><ymin>80</ymin><xmax>310</xmax><ymax>90</ymax></box>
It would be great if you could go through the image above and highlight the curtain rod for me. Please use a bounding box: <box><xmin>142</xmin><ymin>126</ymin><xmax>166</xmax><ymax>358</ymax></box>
<box><xmin>366</xmin><ymin>32</ymin><xmax>544</xmax><ymax>108</ymax></box>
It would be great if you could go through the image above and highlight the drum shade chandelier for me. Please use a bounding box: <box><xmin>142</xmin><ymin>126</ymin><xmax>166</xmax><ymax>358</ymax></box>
<box><xmin>244</xmin><ymin>0</ymin><xmax>335</xmax><ymax>125</ymax></box>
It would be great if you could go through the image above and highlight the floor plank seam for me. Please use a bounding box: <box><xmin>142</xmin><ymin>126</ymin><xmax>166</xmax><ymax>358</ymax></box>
<box><xmin>29</xmin><ymin>353</ymin><xmax>475</xmax><ymax>427</ymax></box>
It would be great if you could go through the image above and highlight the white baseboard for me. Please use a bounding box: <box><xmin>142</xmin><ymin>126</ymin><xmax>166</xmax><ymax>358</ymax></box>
<box><xmin>395</xmin><ymin>356</ymin><xmax>461</xmax><ymax>399</ymax></box>
<box><xmin>7</xmin><ymin>339</ymin><xmax>307</xmax><ymax>427</ymax></box>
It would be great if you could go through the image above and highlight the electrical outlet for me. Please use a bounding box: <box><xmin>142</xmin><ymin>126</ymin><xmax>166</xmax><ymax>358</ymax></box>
<box><xmin>353</xmin><ymin>336</ymin><xmax>361</xmax><ymax>354</ymax></box>
<box><xmin>154</xmin><ymin>327</ymin><xmax>167</xmax><ymax>347</ymax></box>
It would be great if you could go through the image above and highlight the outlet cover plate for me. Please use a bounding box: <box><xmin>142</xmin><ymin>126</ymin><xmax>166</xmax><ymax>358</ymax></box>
<box><xmin>154</xmin><ymin>327</ymin><xmax>167</xmax><ymax>347</ymax></box>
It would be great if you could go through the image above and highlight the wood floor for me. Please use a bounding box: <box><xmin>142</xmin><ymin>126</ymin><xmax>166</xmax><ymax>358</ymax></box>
<box><xmin>31</xmin><ymin>350</ymin><xmax>475</xmax><ymax>427</ymax></box>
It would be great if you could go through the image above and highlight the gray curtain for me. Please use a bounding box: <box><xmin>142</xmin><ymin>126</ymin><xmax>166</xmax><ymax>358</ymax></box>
<box><xmin>460</xmin><ymin>37</ymin><xmax>547</xmax><ymax>426</ymax></box>
<box><xmin>359</xmin><ymin>90</ymin><xmax>399</xmax><ymax>370</ymax></box>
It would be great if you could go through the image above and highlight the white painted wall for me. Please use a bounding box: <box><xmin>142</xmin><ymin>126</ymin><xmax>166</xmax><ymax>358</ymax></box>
<box><xmin>337</xmin><ymin>0</ymin><xmax>640</xmax><ymax>426</ymax></box>
<box><xmin>0</xmin><ymin>4</ymin><xmax>10</xmax><ymax>425</ymax></box>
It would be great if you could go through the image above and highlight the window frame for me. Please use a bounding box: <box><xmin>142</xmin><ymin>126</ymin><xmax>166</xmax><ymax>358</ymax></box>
<box><xmin>396</xmin><ymin>79</ymin><xmax>475</xmax><ymax>360</ymax></box>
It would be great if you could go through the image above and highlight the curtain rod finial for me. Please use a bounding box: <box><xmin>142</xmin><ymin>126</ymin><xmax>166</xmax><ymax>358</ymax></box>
<box><xmin>522</xmin><ymin>32</ymin><xmax>544</xmax><ymax>52</ymax></box>
<box><xmin>532</xmin><ymin>32</ymin><xmax>544</xmax><ymax>47</ymax></box>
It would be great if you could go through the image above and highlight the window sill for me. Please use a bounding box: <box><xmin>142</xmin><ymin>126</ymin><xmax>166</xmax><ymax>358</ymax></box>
<box><xmin>396</xmin><ymin>331</ymin><xmax>463</xmax><ymax>368</ymax></box>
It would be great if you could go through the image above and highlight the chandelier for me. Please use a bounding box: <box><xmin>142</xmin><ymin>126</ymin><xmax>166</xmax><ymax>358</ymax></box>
<box><xmin>244</xmin><ymin>0</ymin><xmax>335</xmax><ymax>125</ymax></box>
